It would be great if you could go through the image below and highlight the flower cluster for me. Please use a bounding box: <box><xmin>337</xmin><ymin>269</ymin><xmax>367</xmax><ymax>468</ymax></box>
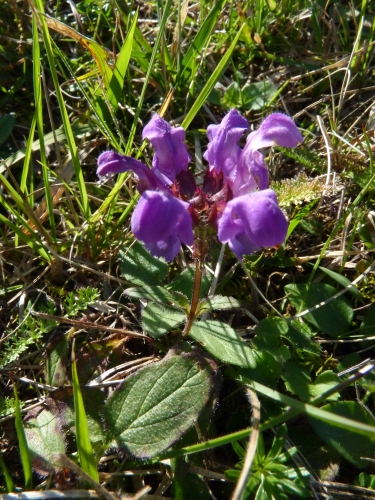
<box><xmin>97</xmin><ymin>110</ymin><xmax>303</xmax><ymax>261</ymax></box>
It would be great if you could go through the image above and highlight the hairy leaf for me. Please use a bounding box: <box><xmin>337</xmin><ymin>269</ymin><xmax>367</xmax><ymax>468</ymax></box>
<box><xmin>25</xmin><ymin>408</ymin><xmax>66</xmax><ymax>476</ymax></box>
<box><xmin>104</xmin><ymin>348</ymin><xmax>216</xmax><ymax>457</ymax></box>
<box><xmin>119</xmin><ymin>243</ymin><xmax>168</xmax><ymax>286</ymax></box>
<box><xmin>142</xmin><ymin>303</ymin><xmax>186</xmax><ymax>338</ymax></box>
<box><xmin>189</xmin><ymin>320</ymin><xmax>256</xmax><ymax>368</ymax></box>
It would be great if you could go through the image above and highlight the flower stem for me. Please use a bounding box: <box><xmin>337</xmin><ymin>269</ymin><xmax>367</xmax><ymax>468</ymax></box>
<box><xmin>182</xmin><ymin>258</ymin><xmax>202</xmax><ymax>336</ymax></box>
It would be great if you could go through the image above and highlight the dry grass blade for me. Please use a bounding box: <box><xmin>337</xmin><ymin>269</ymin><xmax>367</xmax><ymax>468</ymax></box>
<box><xmin>0</xmin><ymin>491</ymin><xmax>100</xmax><ymax>500</ymax></box>
<box><xmin>31</xmin><ymin>312</ymin><xmax>152</xmax><ymax>341</ymax></box>
<box><xmin>53</xmin><ymin>454</ymin><xmax>116</xmax><ymax>500</ymax></box>
<box><xmin>231</xmin><ymin>389</ymin><xmax>260</xmax><ymax>500</ymax></box>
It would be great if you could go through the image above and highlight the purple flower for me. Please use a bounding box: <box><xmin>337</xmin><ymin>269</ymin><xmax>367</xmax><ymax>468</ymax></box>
<box><xmin>203</xmin><ymin>109</ymin><xmax>249</xmax><ymax>178</ymax></box>
<box><xmin>131</xmin><ymin>191</ymin><xmax>194</xmax><ymax>261</ymax></box>
<box><xmin>217</xmin><ymin>189</ymin><xmax>288</xmax><ymax>259</ymax></box>
<box><xmin>234</xmin><ymin>113</ymin><xmax>304</xmax><ymax>195</ymax></box>
<box><xmin>97</xmin><ymin>151</ymin><xmax>168</xmax><ymax>193</ymax></box>
<box><xmin>143</xmin><ymin>114</ymin><xmax>191</xmax><ymax>184</ymax></box>
<box><xmin>97</xmin><ymin>111</ymin><xmax>303</xmax><ymax>261</ymax></box>
<box><xmin>97</xmin><ymin>151</ymin><xmax>194</xmax><ymax>260</ymax></box>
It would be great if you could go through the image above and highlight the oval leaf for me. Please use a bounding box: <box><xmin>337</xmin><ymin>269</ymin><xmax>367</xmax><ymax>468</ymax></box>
<box><xmin>309</xmin><ymin>401</ymin><xmax>375</xmax><ymax>467</ymax></box>
<box><xmin>104</xmin><ymin>349</ymin><xmax>216</xmax><ymax>457</ymax></box>
<box><xmin>285</xmin><ymin>283</ymin><xmax>353</xmax><ymax>337</ymax></box>
<box><xmin>142</xmin><ymin>303</ymin><xmax>186</xmax><ymax>338</ymax></box>
<box><xmin>25</xmin><ymin>408</ymin><xmax>66</xmax><ymax>475</ymax></box>
<box><xmin>125</xmin><ymin>285</ymin><xmax>186</xmax><ymax>309</ymax></box>
<box><xmin>119</xmin><ymin>243</ymin><xmax>167</xmax><ymax>286</ymax></box>
<box><xmin>196</xmin><ymin>295</ymin><xmax>242</xmax><ymax>316</ymax></box>
<box><xmin>189</xmin><ymin>320</ymin><xmax>256</xmax><ymax>368</ymax></box>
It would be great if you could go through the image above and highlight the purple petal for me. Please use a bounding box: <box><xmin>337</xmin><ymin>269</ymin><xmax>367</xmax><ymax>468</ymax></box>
<box><xmin>97</xmin><ymin>151</ymin><xmax>168</xmax><ymax>193</ymax></box>
<box><xmin>236</xmin><ymin>114</ymin><xmax>303</xmax><ymax>193</ymax></box>
<box><xmin>142</xmin><ymin>114</ymin><xmax>191</xmax><ymax>183</ymax></box>
<box><xmin>131</xmin><ymin>190</ymin><xmax>194</xmax><ymax>261</ymax></box>
<box><xmin>203</xmin><ymin>109</ymin><xmax>249</xmax><ymax>178</ymax></box>
<box><xmin>231</xmin><ymin>150</ymin><xmax>268</xmax><ymax>196</ymax></box>
<box><xmin>218</xmin><ymin>189</ymin><xmax>287</xmax><ymax>259</ymax></box>
<box><xmin>246</xmin><ymin>113</ymin><xmax>304</xmax><ymax>150</ymax></box>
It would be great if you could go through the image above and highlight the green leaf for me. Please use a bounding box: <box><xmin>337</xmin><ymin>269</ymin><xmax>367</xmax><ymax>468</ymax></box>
<box><xmin>13</xmin><ymin>382</ymin><xmax>32</xmax><ymax>489</ymax></box>
<box><xmin>241</xmin><ymin>81</ymin><xmax>278</xmax><ymax>111</ymax></box>
<box><xmin>47</xmin><ymin>387</ymin><xmax>106</xmax><ymax>450</ymax></box>
<box><xmin>106</xmin><ymin>10</ymin><xmax>138</xmax><ymax>110</ymax></box>
<box><xmin>0</xmin><ymin>114</ymin><xmax>15</xmax><ymax>145</ymax></box>
<box><xmin>181</xmin><ymin>25</ymin><xmax>245</xmax><ymax>130</ymax></box>
<box><xmin>238</xmin><ymin>350</ymin><xmax>282</xmax><ymax>389</ymax></box>
<box><xmin>238</xmin><ymin>377</ymin><xmax>375</xmax><ymax>439</ymax></box>
<box><xmin>177</xmin><ymin>0</ymin><xmax>225</xmax><ymax>86</ymax></box>
<box><xmin>196</xmin><ymin>295</ymin><xmax>242</xmax><ymax>316</ymax></box>
<box><xmin>142</xmin><ymin>303</ymin><xmax>186</xmax><ymax>338</ymax></box>
<box><xmin>13</xmin><ymin>384</ymin><xmax>33</xmax><ymax>490</ymax></box>
<box><xmin>268</xmin><ymin>425</ymin><xmax>287</xmax><ymax>459</ymax></box>
<box><xmin>360</xmin><ymin>303</ymin><xmax>375</xmax><ymax>337</ymax></box>
<box><xmin>71</xmin><ymin>359</ymin><xmax>99</xmax><ymax>482</ymax></box>
<box><xmin>285</xmin><ymin>283</ymin><xmax>353</xmax><ymax>337</ymax></box>
<box><xmin>168</xmin><ymin>266</ymin><xmax>210</xmax><ymax>298</ymax></box>
<box><xmin>309</xmin><ymin>401</ymin><xmax>375</xmax><ymax>467</ymax></box>
<box><xmin>222</xmin><ymin>81</ymin><xmax>241</xmax><ymax>108</ymax></box>
<box><xmin>252</xmin><ymin>316</ymin><xmax>288</xmax><ymax>352</ymax></box>
<box><xmin>189</xmin><ymin>320</ymin><xmax>256</xmax><ymax>368</ymax></box>
<box><xmin>319</xmin><ymin>266</ymin><xmax>364</xmax><ymax>303</ymax></box>
<box><xmin>104</xmin><ymin>348</ymin><xmax>216</xmax><ymax>457</ymax></box>
<box><xmin>45</xmin><ymin>337</ymin><xmax>68</xmax><ymax>387</ymax></box>
<box><xmin>24</xmin><ymin>409</ymin><xmax>66</xmax><ymax>475</ymax></box>
<box><xmin>0</xmin><ymin>453</ymin><xmax>14</xmax><ymax>492</ymax></box>
<box><xmin>119</xmin><ymin>243</ymin><xmax>168</xmax><ymax>286</ymax></box>
<box><xmin>125</xmin><ymin>286</ymin><xmax>186</xmax><ymax>309</ymax></box>
<box><xmin>172</xmin><ymin>459</ymin><xmax>211</xmax><ymax>499</ymax></box>
<box><xmin>282</xmin><ymin>359</ymin><xmax>312</xmax><ymax>401</ymax></box>
<box><xmin>309</xmin><ymin>371</ymin><xmax>340</xmax><ymax>401</ymax></box>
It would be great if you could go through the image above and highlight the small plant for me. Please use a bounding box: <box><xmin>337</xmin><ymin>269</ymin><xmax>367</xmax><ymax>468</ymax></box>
<box><xmin>226</xmin><ymin>427</ymin><xmax>311</xmax><ymax>500</ymax></box>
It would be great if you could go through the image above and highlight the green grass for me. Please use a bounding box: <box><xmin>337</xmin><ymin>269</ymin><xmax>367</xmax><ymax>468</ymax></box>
<box><xmin>1</xmin><ymin>0</ymin><xmax>375</xmax><ymax>498</ymax></box>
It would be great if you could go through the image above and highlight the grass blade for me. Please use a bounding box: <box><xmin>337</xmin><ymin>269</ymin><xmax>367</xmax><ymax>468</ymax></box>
<box><xmin>181</xmin><ymin>25</ymin><xmax>245</xmax><ymax>130</ymax></box>
<box><xmin>71</xmin><ymin>343</ymin><xmax>99</xmax><ymax>482</ymax></box>
<box><xmin>12</xmin><ymin>379</ymin><xmax>32</xmax><ymax>489</ymax></box>
<box><xmin>0</xmin><ymin>453</ymin><xmax>15</xmax><ymax>492</ymax></box>
<box><xmin>32</xmin><ymin>14</ymin><xmax>56</xmax><ymax>241</ymax></box>
<box><xmin>32</xmin><ymin>0</ymin><xmax>90</xmax><ymax>218</ymax></box>
<box><xmin>176</xmin><ymin>0</ymin><xmax>225</xmax><ymax>87</ymax></box>
<box><xmin>42</xmin><ymin>13</ymin><xmax>113</xmax><ymax>89</ymax></box>
<box><xmin>106</xmin><ymin>10</ymin><xmax>138</xmax><ymax>111</ymax></box>
<box><xmin>94</xmin><ymin>0</ymin><xmax>173</xmax><ymax>220</ymax></box>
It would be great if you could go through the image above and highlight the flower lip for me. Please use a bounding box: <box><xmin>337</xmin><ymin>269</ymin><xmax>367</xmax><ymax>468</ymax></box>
<box><xmin>97</xmin><ymin>151</ymin><xmax>168</xmax><ymax>193</ymax></box>
<box><xmin>233</xmin><ymin>113</ymin><xmax>304</xmax><ymax>195</ymax></box>
<box><xmin>217</xmin><ymin>189</ymin><xmax>288</xmax><ymax>259</ymax></box>
<box><xmin>131</xmin><ymin>190</ymin><xmax>194</xmax><ymax>261</ymax></box>
<box><xmin>247</xmin><ymin>113</ymin><xmax>304</xmax><ymax>150</ymax></box>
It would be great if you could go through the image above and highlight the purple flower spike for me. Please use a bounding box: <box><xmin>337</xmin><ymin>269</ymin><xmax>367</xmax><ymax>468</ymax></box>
<box><xmin>131</xmin><ymin>190</ymin><xmax>194</xmax><ymax>261</ymax></box>
<box><xmin>204</xmin><ymin>109</ymin><xmax>249</xmax><ymax>178</ymax></box>
<box><xmin>218</xmin><ymin>189</ymin><xmax>288</xmax><ymax>259</ymax></box>
<box><xmin>142</xmin><ymin>114</ymin><xmax>191</xmax><ymax>184</ymax></box>
<box><xmin>97</xmin><ymin>151</ymin><xmax>168</xmax><ymax>193</ymax></box>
